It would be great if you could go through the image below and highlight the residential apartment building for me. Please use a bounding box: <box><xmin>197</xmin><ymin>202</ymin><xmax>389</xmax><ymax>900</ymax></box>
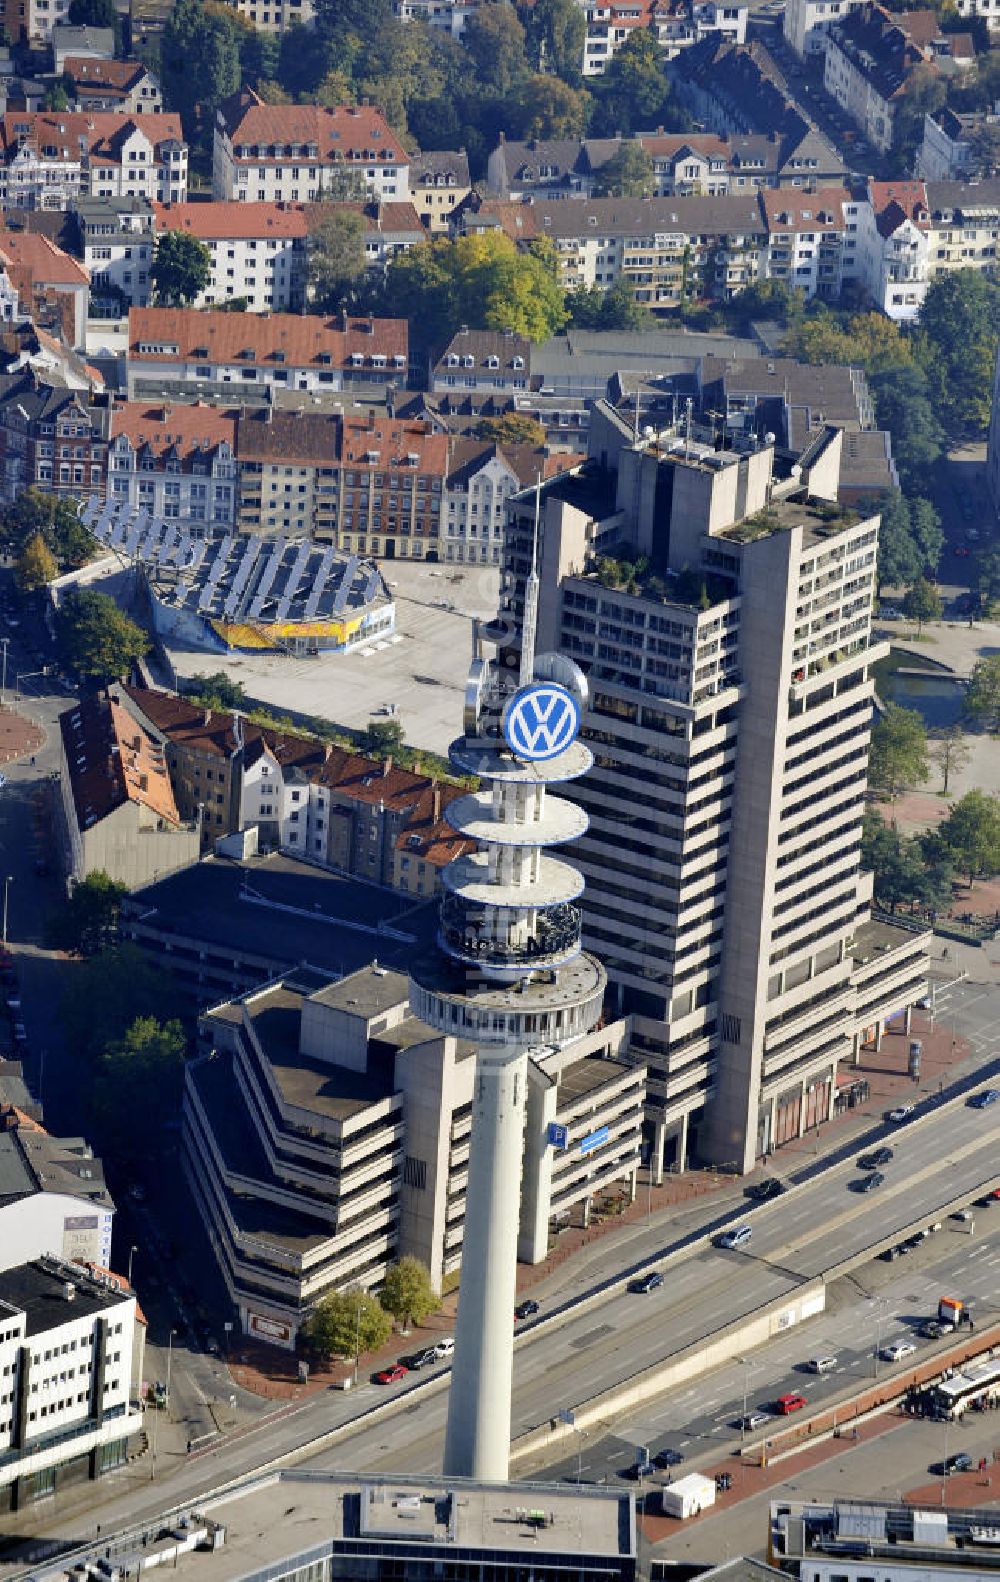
<box><xmin>58</xmin><ymin>693</ymin><xmax>201</xmax><ymax>890</ymax></box>
<box><xmin>153</xmin><ymin>201</ymin><xmax>307</xmax><ymax>313</ymax></box>
<box><xmin>409</xmin><ymin>150</ymin><xmax>471</xmax><ymax>232</ymax></box>
<box><xmin>987</xmin><ymin>336</ymin><xmax>1000</xmax><ymax>517</ymax></box>
<box><xmin>431</xmin><ymin>328</ymin><xmax>533</xmax><ymax>394</ymax></box>
<box><xmin>0</xmin><ymin>231</ymin><xmax>89</xmax><ymax>346</ymax></box>
<box><xmin>670</xmin><ymin>37</ymin><xmax>847</xmax><ymax>184</ymax></box>
<box><xmin>126</xmin><ymin>307</ymin><xmax>408</xmax><ymax>401</ymax></box>
<box><xmin>316</xmin><ymin>412</ymin><xmax>447</xmax><ymax>559</ymax></box>
<box><xmin>107</xmin><ymin>402</ymin><xmax>239</xmax><ymax>530</ymax></box>
<box><xmin>117</xmin><ymin>684</ymin><xmax>472</xmax><ymax>888</ymax></box>
<box><xmin>61</xmin><ymin>57</ymin><xmax>163</xmax><ymax>114</ymax></box>
<box><xmin>0</xmin><ymin>1255</ymin><xmax>142</xmax><ymax>1513</ymax></box>
<box><xmin>783</xmin><ymin>0</ymin><xmax>864</xmax><ymax>57</ymax></box>
<box><xmin>392</xmin><ymin>0</ymin><xmax>476</xmax><ymax>32</ymax></box>
<box><xmin>824</xmin><ymin>5</ymin><xmax>974</xmax><ymax>153</ymax></box>
<box><xmin>221</xmin><ymin>0</ymin><xmax>314</xmax><ymax>30</ymax></box>
<box><xmin>759</xmin><ymin>186</ymin><xmax>860</xmax><ymax>296</ymax></box>
<box><xmin>654</xmin><ymin>0</ymin><xmax>748</xmax><ymax>57</ymax></box>
<box><xmin>77</xmin><ymin>195</ymin><xmax>154</xmax><ymax>314</ymax></box>
<box><xmin>184</xmin><ymin>964</ymin><xmax>642</xmax><ymax>1344</ymax></box>
<box><xmin>0</xmin><ymin>371</ymin><xmax>109</xmax><ymax>503</ymax></box>
<box><xmin>51</xmin><ymin>24</ymin><xmax>114</xmax><ymax>68</ymax></box>
<box><xmin>492</xmin><ymin>408</ymin><xmax>927</xmax><ymax>1173</ymax></box>
<box><xmin>917</xmin><ymin>105</ymin><xmax>996</xmax><ymax>179</ymax></box>
<box><xmin>443</xmin><ymin>440</ymin><xmax>543</xmax><ymax>565</ymax></box>
<box><xmin>212</xmin><ymin>91</ymin><xmax>410</xmax><ymax>205</ymax></box>
<box><xmin>0</xmin><ymin>111</ymin><xmax>186</xmax><ymax>211</ymax></box>
<box><xmin>857</xmin><ymin>177</ymin><xmax>1000</xmax><ymax>319</ymax></box>
<box><xmin>0</xmin><ymin>1111</ymin><xmax>114</xmax><ymax>1274</ymax></box>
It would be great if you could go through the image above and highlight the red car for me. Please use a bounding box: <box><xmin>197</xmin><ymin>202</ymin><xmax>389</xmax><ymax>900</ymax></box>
<box><xmin>374</xmin><ymin>1363</ymin><xmax>409</xmax><ymax>1385</ymax></box>
<box><xmin>953</xmin><ymin>545</ymin><xmax>970</xmax><ymax>557</ymax></box>
<box><xmin>776</xmin><ymin>1392</ymin><xmax>808</xmax><ymax>1415</ymax></box>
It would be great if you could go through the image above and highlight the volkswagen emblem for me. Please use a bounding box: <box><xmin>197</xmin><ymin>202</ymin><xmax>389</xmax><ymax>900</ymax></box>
<box><xmin>503</xmin><ymin>683</ymin><xmax>581</xmax><ymax>761</ymax></box>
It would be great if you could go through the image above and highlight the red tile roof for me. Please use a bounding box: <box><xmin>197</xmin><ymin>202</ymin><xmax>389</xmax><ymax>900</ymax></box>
<box><xmin>62</xmin><ymin>57</ymin><xmax>150</xmax><ymax>93</ymax></box>
<box><xmin>0</xmin><ymin>230</ymin><xmax>88</xmax><ymax>287</ymax></box>
<box><xmin>869</xmin><ymin>178</ymin><xmax>928</xmax><ymax>235</ymax></box>
<box><xmin>219</xmin><ymin>89</ymin><xmax>408</xmax><ymax>168</ymax></box>
<box><xmin>0</xmin><ymin>110</ymin><xmax>183</xmax><ymax>164</ymax></box>
<box><xmin>153</xmin><ymin>200</ymin><xmax>309</xmax><ymax>241</ymax></box>
<box><xmin>759</xmin><ymin>186</ymin><xmax>851</xmax><ymax>231</ymax></box>
<box><xmin>339</xmin><ymin>414</ymin><xmax>448</xmax><ymax>475</ymax></box>
<box><xmin>112</xmin><ymin>400</ymin><xmax>237</xmax><ymax>458</ymax></box>
<box><xmin>60</xmin><ymin>694</ymin><xmax>184</xmax><ymax>832</ymax></box>
<box><xmin>128</xmin><ymin>307</ymin><xmax>408</xmax><ymax>371</ymax></box>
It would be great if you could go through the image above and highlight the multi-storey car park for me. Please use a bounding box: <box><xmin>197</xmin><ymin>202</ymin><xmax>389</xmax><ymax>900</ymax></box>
<box><xmin>489</xmin><ymin>403</ymin><xmax>929</xmax><ymax>1175</ymax></box>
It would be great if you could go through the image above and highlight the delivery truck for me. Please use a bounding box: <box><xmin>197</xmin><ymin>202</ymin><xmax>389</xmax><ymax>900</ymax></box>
<box><xmin>660</xmin><ymin>1473</ymin><xmax>716</xmax><ymax>1520</ymax></box>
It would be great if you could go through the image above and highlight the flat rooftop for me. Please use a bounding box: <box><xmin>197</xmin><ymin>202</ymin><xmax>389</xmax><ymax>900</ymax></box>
<box><xmin>720</xmin><ymin>493</ymin><xmax>865</xmax><ymax>547</ymax></box>
<box><xmin>557</xmin><ymin>1053</ymin><xmax>639</xmax><ymax>1106</ymax></box>
<box><xmin>12</xmin><ymin>1471</ymin><xmax>635</xmax><ymax>1582</ymax></box>
<box><xmin>122</xmin><ymin>852</ymin><xmax>437</xmax><ymax>982</ymax></box>
<box><xmin>0</xmin><ymin>1259</ymin><xmax>126</xmax><ymax>1337</ymax></box>
<box><xmin>850</xmin><ymin>916</ymin><xmax>930</xmax><ymax>966</ymax></box>
<box><xmin>309</xmin><ymin>965</ymin><xmax>410</xmax><ymax>1021</ymax></box>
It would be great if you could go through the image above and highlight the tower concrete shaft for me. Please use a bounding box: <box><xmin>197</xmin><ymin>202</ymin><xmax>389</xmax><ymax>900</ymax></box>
<box><xmin>443</xmin><ymin>1043</ymin><xmax>528</xmax><ymax>1481</ymax></box>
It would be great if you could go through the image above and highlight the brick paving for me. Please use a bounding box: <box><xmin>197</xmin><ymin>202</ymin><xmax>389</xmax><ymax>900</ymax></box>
<box><xmin>0</xmin><ymin>703</ymin><xmax>43</xmax><ymax>766</ymax></box>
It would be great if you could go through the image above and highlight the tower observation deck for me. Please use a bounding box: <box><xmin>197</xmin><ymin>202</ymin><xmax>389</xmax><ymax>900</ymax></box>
<box><xmin>409</xmin><ymin>640</ymin><xmax>606</xmax><ymax>1483</ymax></box>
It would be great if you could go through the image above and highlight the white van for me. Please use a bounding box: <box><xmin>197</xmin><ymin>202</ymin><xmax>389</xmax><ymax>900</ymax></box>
<box><xmin>806</xmin><ymin>1356</ymin><xmax>838</xmax><ymax>1374</ymax></box>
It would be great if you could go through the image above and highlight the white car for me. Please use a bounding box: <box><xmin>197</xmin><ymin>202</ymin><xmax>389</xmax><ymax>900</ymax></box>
<box><xmin>882</xmin><ymin>1340</ymin><xmax>916</xmax><ymax>1362</ymax></box>
<box><xmin>433</xmin><ymin>1337</ymin><xmax>454</xmax><ymax>1359</ymax></box>
<box><xmin>0</xmin><ymin>772</ymin><xmax>6</xmax><ymax>789</ymax></box>
<box><xmin>888</xmin><ymin>1104</ymin><xmax>915</xmax><ymax>1123</ymax></box>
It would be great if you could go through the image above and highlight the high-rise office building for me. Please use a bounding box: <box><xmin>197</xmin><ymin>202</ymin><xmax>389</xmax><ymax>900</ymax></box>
<box><xmin>491</xmin><ymin>406</ymin><xmax>929</xmax><ymax>1173</ymax></box>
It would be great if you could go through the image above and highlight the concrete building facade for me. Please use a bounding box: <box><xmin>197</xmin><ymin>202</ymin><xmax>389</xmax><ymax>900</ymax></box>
<box><xmin>492</xmin><ymin>409</ymin><xmax>928</xmax><ymax>1173</ymax></box>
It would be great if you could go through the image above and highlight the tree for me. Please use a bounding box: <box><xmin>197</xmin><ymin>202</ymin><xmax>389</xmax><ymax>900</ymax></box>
<box><xmin>474</xmin><ymin>412</ymin><xmax>546</xmax><ymax>446</ymax></box>
<box><xmin>786</xmin><ymin>310</ymin><xmax>911</xmax><ymax>375</ymax></box>
<box><xmin>151</xmin><ymin>230</ymin><xmax>211</xmax><ymax>306</ymax></box>
<box><xmin>976</xmin><ymin>548</ymin><xmax>1000</xmax><ymax>615</ymax></box>
<box><xmin>91</xmin><ymin>1016</ymin><xmax>186</xmax><ymax>1156</ymax></box>
<box><xmin>916</xmin><ymin>270</ymin><xmax>1000</xmax><ymax>441</ymax></box>
<box><xmin>380</xmin><ymin>1257</ymin><xmax>439</xmax><ymax>1328</ymax></box>
<box><xmin>0</xmin><ymin>487</ymin><xmax>92</xmax><ymax>568</ymax></box>
<box><xmin>868</xmin><ymin>703</ymin><xmax>928</xmax><ymax>800</ymax></box>
<box><xmin>306</xmin><ymin>204</ymin><xmax>366</xmax><ymax>312</ymax></box>
<box><xmin>68</xmin><ymin>0</ymin><xmax>121</xmax><ymax>49</ymax></box>
<box><xmin>891</xmin><ymin>62</ymin><xmax>946</xmax><ymax>165</ymax></box>
<box><xmin>964</xmin><ymin>653</ymin><xmax>1000</xmax><ymax>734</ymax></box>
<box><xmin>870</xmin><ymin>364</ymin><xmax>944</xmax><ymax>492</ymax></box>
<box><xmin>593</xmin><ymin>142</ymin><xmax>654</xmax><ymax>197</ymax></box>
<box><xmin>524</xmin><ymin>0</ymin><xmax>586</xmax><ymax>81</ymax></box>
<box><xmin>902</xmin><ymin>576</ymin><xmax>942</xmax><ymax>633</ymax></box>
<box><xmin>187</xmin><ymin>671</ymin><xmax>248</xmax><ymax>710</ymax></box>
<box><xmin>56</xmin><ymin>587</ymin><xmax>150</xmax><ymax>684</ymax></box>
<box><xmin>589</xmin><ymin>31</ymin><xmax>684</xmax><ymax>136</ymax></box>
<box><xmin>967</xmin><ymin>118</ymin><xmax>1000</xmax><ymax>177</ymax></box>
<box><xmin>936</xmin><ymin>789</ymin><xmax>1000</xmax><ymax>883</ymax></box>
<box><xmin>360</xmin><ymin>718</ymin><xmax>405</xmax><ymax>757</ymax></box>
<box><xmin>60</xmin><ymin>944</ymin><xmax>179</xmax><ymax>1069</ymax></box>
<box><xmin>930</xmin><ymin>724</ymin><xmax>971</xmax><ymax>796</ymax></box>
<box><xmin>505</xmin><ymin>74</ymin><xmax>590</xmax><ymax>140</ymax></box>
<box><xmin>48</xmin><ymin>870</ymin><xmax>128</xmax><ymax>956</ymax></box>
<box><xmin>16</xmin><ymin>532</ymin><xmax>57</xmax><ymax>592</ymax></box>
<box><xmin>45</xmin><ymin>81</ymin><xmax>71</xmax><ymax>111</ymax></box>
<box><xmin>161</xmin><ymin>0</ymin><xmax>240</xmax><ymax>143</ymax></box>
<box><xmin>873</xmin><ymin>490</ymin><xmax>942</xmax><ymax>590</ymax></box>
<box><xmin>567</xmin><ymin>274</ymin><xmax>653</xmax><ymax>331</ymax></box>
<box><xmin>381</xmin><ymin>232</ymin><xmax>568</xmax><ymax>350</ymax></box>
<box><xmin>462</xmin><ymin>1</ymin><xmax>527</xmax><ymax>94</ymax></box>
<box><xmin>303</xmin><ymin>1286</ymin><xmax>392</xmax><ymax>1360</ymax></box>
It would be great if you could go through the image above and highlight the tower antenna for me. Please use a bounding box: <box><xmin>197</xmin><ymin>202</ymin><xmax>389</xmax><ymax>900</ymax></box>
<box><xmin>519</xmin><ymin>475</ymin><xmax>541</xmax><ymax>689</ymax></box>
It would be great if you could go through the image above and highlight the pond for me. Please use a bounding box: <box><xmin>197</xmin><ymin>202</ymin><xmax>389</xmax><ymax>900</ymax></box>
<box><xmin>872</xmin><ymin>648</ymin><xmax>966</xmax><ymax>729</ymax></box>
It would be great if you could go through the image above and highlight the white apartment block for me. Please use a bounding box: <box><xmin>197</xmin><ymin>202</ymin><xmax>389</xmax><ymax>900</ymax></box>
<box><xmin>444</xmin><ymin>444</ymin><xmax>526</xmax><ymax>565</ymax></box>
<box><xmin>655</xmin><ymin>0</ymin><xmax>748</xmax><ymax>57</ymax></box>
<box><xmin>77</xmin><ymin>196</ymin><xmax>154</xmax><ymax>314</ymax></box>
<box><xmin>760</xmin><ymin>188</ymin><xmax>861</xmax><ymax>297</ymax></box>
<box><xmin>496</xmin><ymin>410</ymin><xmax>928</xmax><ymax>1174</ymax></box>
<box><xmin>857</xmin><ymin>177</ymin><xmax>1000</xmax><ymax>320</ymax></box>
<box><xmin>950</xmin><ymin>0</ymin><xmax>1000</xmax><ymax>31</ymax></box>
<box><xmin>783</xmin><ymin>0</ymin><xmax>863</xmax><ymax>57</ymax></box>
<box><xmin>153</xmin><ymin>202</ymin><xmax>306</xmax><ymax>313</ymax></box>
<box><xmin>0</xmin><ymin>1257</ymin><xmax>142</xmax><ymax>1513</ymax></box>
<box><xmin>184</xmin><ymin>965</ymin><xmax>642</xmax><ymax>1346</ymax></box>
<box><xmin>0</xmin><ymin>112</ymin><xmax>186</xmax><ymax>212</ymax></box>
<box><xmin>213</xmin><ymin>90</ymin><xmax>409</xmax><ymax>205</ymax></box>
<box><xmin>393</xmin><ymin>0</ymin><xmax>476</xmax><ymax>32</ymax></box>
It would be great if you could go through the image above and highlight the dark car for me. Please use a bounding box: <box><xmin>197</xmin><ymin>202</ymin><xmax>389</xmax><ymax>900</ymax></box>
<box><xmin>408</xmin><ymin>1348</ymin><xmax>439</xmax><ymax>1371</ymax></box>
<box><xmin>969</xmin><ymin>1089</ymin><xmax>1000</xmax><ymax>1110</ymax></box>
<box><xmin>919</xmin><ymin>1320</ymin><xmax>945</xmax><ymax>1339</ymax></box>
<box><xmin>749</xmin><ymin>1178</ymin><xmax>783</xmax><ymax>1202</ymax></box>
<box><xmin>935</xmin><ymin>1451</ymin><xmax>973</xmax><ymax>1477</ymax></box>
<box><xmin>629</xmin><ymin>1270</ymin><xmax>664</xmax><ymax>1294</ymax></box>
<box><xmin>880</xmin><ymin>1244</ymin><xmax>904</xmax><ymax>1262</ymax></box>
<box><xmin>514</xmin><ymin>1299</ymin><xmax>540</xmax><ymax>1320</ymax></box>
<box><xmin>858</xmin><ymin>1146</ymin><xmax>893</xmax><ymax>1170</ymax></box>
<box><xmin>857</xmin><ymin>1171</ymin><xmax>885</xmax><ymax>1193</ymax></box>
<box><xmin>654</xmin><ymin>1447</ymin><xmax>685</xmax><ymax>1468</ymax></box>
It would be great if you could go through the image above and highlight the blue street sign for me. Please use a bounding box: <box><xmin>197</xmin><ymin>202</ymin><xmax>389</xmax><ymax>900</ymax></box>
<box><xmin>548</xmin><ymin>1122</ymin><xmax>569</xmax><ymax>1149</ymax></box>
<box><xmin>580</xmin><ymin>1125</ymin><xmax>609</xmax><ymax>1156</ymax></box>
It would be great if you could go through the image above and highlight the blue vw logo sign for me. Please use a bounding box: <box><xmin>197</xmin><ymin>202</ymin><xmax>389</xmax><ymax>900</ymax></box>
<box><xmin>503</xmin><ymin>683</ymin><xmax>580</xmax><ymax>761</ymax></box>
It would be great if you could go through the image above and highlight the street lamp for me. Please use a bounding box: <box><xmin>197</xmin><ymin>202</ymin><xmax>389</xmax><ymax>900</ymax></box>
<box><xmin>872</xmin><ymin>1297</ymin><xmax>890</xmax><ymax>1377</ymax></box>
<box><xmin>2</xmin><ymin>875</ymin><xmax>12</xmax><ymax>946</ymax></box>
<box><xmin>739</xmin><ymin>1356</ymin><xmax>756</xmax><ymax>1441</ymax></box>
<box><xmin>127</xmin><ymin>1245</ymin><xmax>138</xmax><ymax>1289</ymax></box>
<box><xmin>166</xmin><ymin>1328</ymin><xmax>177</xmax><ymax>1408</ymax></box>
<box><xmin>354</xmin><ymin>1296</ymin><xmax>362</xmax><ymax>1386</ymax></box>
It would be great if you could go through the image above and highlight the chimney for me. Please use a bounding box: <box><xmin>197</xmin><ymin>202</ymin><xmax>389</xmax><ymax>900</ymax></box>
<box><xmin>433</xmin><ymin>785</ymin><xmax>441</xmax><ymax>823</ymax></box>
<box><xmin>203</xmin><ymin>708</ymin><xmax>212</xmax><ymax>725</ymax></box>
<box><xmin>383</xmin><ymin>755</ymin><xmax>393</xmax><ymax>775</ymax></box>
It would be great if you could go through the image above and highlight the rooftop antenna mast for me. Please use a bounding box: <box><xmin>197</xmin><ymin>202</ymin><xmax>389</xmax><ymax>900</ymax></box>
<box><xmin>685</xmin><ymin>396</ymin><xmax>693</xmax><ymax>459</ymax></box>
<box><xmin>519</xmin><ymin>475</ymin><xmax>541</xmax><ymax>689</ymax></box>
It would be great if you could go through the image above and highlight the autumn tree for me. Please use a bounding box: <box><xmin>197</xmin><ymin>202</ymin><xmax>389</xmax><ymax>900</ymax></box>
<box><xmin>56</xmin><ymin>587</ymin><xmax>150</xmax><ymax>683</ymax></box>
<box><xmin>505</xmin><ymin>74</ymin><xmax>590</xmax><ymax>139</ymax></box>
<box><xmin>474</xmin><ymin>412</ymin><xmax>546</xmax><ymax>446</ymax></box>
<box><xmin>382</xmin><ymin>232</ymin><xmax>567</xmax><ymax>350</ymax></box>
<box><xmin>380</xmin><ymin>1258</ymin><xmax>439</xmax><ymax>1329</ymax></box>
<box><xmin>16</xmin><ymin>532</ymin><xmax>57</xmax><ymax>591</ymax></box>
<box><xmin>303</xmin><ymin>1287</ymin><xmax>392</xmax><ymax>1361</ymax></box>
<box><xmin>930</xmin><ymin>724</ymin><xmax>971</xmax><ymax>796</ymax></box>
<box><xmin>306</xmin><ymin>204</ymin><xmax>367</xmax><ymax>312</ymax></box>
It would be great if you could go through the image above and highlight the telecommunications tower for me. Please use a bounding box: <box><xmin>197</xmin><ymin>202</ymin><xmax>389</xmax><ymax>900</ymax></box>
<box><xmin>408</xmin><ymin>510</ymin><xmax>606</xmax><ymax>1482</ymax></box>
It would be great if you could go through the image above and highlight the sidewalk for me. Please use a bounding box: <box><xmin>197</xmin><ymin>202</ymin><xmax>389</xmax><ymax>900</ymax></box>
<box><xmin>0</xmin><ymin>703</ymin><xmax>43</xmax><ymax>766</ymax></box>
